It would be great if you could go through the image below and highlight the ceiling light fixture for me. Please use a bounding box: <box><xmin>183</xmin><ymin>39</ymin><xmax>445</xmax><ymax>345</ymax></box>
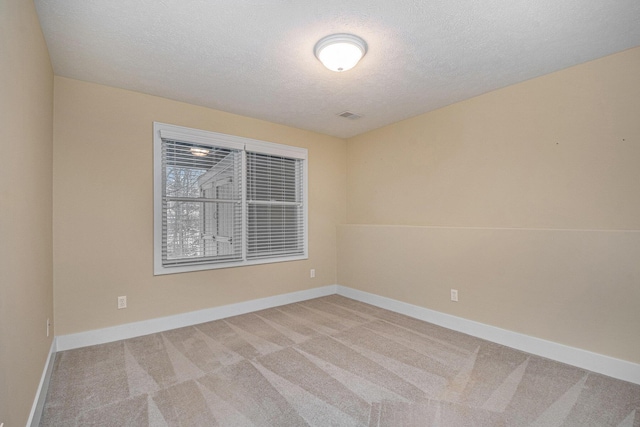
<box><xmin>314</xmin><ymin>34</ymin><xmax>367</xmax><ymax>72</ymax></box>
<box><xmin>190</xmin><ymin>147</ymin><xmax>210</xmax><ymax>157</ymax></box>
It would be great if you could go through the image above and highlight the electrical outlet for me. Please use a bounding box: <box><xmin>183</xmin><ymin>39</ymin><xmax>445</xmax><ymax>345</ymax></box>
<box><xmin>117</xmin><ymin>296</ymin><xmax>127</xmax><ymax>309</ymax></box>
<box><xmin>310</xmin><ymin>269</ymin><xmax>316</xmax><ymax>278</ymax></box>
<box><xmin>451</xmin><ymin>289</ymin><xmax>459</xmax><ymax>302</ymax></box>
<box><xmin>47</xmin><ymin>318</ymin><xmax>50</xmax><ymax>337</ymax></box>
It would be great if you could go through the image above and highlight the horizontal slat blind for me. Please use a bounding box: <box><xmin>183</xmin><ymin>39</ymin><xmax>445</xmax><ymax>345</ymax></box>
<box><xmin>162</xmin><ymin>139</ymin><xmax>243</xmax><ymax>267</ymax></box>
<box><xmin>246</xmin><ymin>152</ymin><xmax>304</xmax><ymax>259</ymax></box>
<box><xmin>154</xmin><ymin>122</ymin><xmax>307</xmax><ymax>274</ymax></box>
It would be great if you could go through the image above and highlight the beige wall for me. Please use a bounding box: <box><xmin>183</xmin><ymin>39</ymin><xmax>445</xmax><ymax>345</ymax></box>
<box><xmin>3</xmin><ymin>5</ymin><xmax>637</xmax><ymax>420</ymax></box>
<box><xmin>0</xmin><ymin>0</ymin><xmax>54</xmax><ymax>425</ymax></box>
<box><xmin>53</xmin><ymin>77</ymin><xmax>347</xmax><ymax>335</ymax></box>
<box><xmin>341</xmin><ymin>47</ymin><xmax>640</xmax><ymax>363</ymax></box>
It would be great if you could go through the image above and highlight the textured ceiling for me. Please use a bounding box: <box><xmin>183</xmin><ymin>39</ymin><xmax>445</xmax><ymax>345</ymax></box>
<box><xmin>35</xmin><ymin>0</ymin><xmax>640</xmax><ymax>138</ymax></box>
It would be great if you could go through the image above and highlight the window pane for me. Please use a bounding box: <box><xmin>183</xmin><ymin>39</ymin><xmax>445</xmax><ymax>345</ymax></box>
<box><xmin>246</xmin><ymin>152</ymin><xmax>303</xmax><ymax>259</ymax></box>
<box><xmin>247</xmin><ymin>204</ymin><xmax>304</xmax><ymax>258</ymax></box>
<box><xmin>247</xmin><ymin>153</ymin><xmax>299</xmax><ymax>203</ymax></box>
<box><xmin>165</xmin><ymin>200</ymin><xmax>203</xmax><ymax>260</ymax></box>
<box><xmin>162</xmin><ymin>139</ymin><xmax>242</xmax><ymax>266</ymax></box>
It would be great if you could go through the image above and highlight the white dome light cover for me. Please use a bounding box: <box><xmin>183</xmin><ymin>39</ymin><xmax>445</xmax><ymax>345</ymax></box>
<box><xmin>314</xmin><ymin>34</ymin><xmax>368</xmax><ymax>72</ymax></box>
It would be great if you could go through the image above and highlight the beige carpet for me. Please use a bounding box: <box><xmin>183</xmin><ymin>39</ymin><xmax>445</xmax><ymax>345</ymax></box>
<box><xmin>40</xmin><ymin>295</ymin><xmax>639</xmax><ymax>426</ymax></box>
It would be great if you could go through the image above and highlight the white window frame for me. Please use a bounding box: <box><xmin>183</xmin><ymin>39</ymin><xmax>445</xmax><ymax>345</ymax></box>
<box><xmin>154</xmin><ymin>122</ymin><xmax>308</xmax><ymax>275</ymax></box>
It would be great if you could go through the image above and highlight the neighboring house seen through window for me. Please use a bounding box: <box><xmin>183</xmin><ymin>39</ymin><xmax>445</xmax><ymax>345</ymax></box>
<box><xmin>154</xmin><ymin>122</ymin><xmax>307</xmax><ymax>275</ymax></box>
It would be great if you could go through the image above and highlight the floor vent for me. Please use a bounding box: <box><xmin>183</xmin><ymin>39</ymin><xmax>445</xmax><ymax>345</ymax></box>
<box><xmin>337</xmin><ymin>111</ymin><xmax>362</xmax><ymax>120</ymax></box>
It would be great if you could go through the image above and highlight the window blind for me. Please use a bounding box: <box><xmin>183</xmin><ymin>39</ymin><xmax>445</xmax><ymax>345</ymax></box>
<box><xmin>161</xmin><ymin>139</ymin><xmax>243</xmax><ymax>267</ymax></box>
<box><xmin>154</xmin><ymin>122</ymin><xmax>307</xmax><ymax>275</ymax></box>
<box><xmin>246</xmin><ymin>152</ymin><xmax>304</xmax><ymax>259</ymax></box>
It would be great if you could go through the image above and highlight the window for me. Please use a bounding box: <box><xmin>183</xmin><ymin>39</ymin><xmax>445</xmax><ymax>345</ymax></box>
<box><xmin>154</xmin><ymin>122</ymin><xmax>307</xmax><ymax>275</ymax></box>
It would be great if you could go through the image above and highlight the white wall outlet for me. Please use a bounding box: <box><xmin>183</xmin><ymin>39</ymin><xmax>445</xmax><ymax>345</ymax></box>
<box><xmin>117</xmin><ymin>296</ymin><xmax>127</xmax><ymax>309</ymax></box>
<box><xmin>451</xmin><ymin>289</ymin><xmax>459</xmax><ymax>302</ymax></box>
<box><xmin>47</xmin><ymin>318</ymin><xmax>50</xmax><ymax>337</ymax></box>
<box><xmin>310</xmin><ymin>269</ymin><xmax>315</xmax><ymax>278</ymax></box>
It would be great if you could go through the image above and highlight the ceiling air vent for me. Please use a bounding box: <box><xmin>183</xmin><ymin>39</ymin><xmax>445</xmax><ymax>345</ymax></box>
<box><xmin>337</xmin><ymin>111</ymin><xmax>362</xmax><ymax>120</ymax></box>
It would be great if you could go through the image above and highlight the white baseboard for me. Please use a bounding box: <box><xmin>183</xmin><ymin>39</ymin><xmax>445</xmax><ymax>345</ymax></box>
<box><xmin>53</xmin><ymin>283</ymin><xmax>639</xmax><ymax>386</ymax></box>
<box><xmin>336</xmin><ymin>285</ymin><xmax>640</xmax><ymax>385</ymax></box>
<box><xmin>27</xmin><ymin>337</ymin><xmax>57</xmax><ymax>427</ymax></box>
<box><xmin>56</xmin><ymin>285</ymin><xmax>337</xmax><ymax>352</ymax></box>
